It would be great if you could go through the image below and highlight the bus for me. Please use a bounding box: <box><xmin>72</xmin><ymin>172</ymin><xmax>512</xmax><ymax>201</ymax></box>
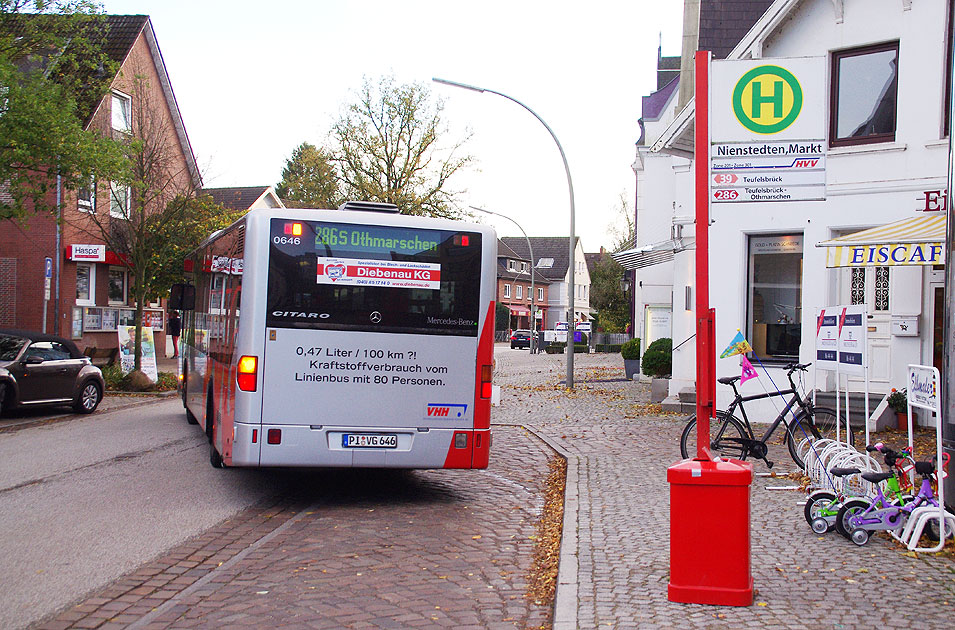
<box><xmin>173</xmin><ymin>202</ymin><xmax>497</xmax><ymax>469</ymax></box>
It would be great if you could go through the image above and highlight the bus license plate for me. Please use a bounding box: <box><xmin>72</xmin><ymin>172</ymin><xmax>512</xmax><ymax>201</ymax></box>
<box><xmin>342</xmin><ymin>433</ymin><xmax>398</xmax><ymax>449</ymax></box>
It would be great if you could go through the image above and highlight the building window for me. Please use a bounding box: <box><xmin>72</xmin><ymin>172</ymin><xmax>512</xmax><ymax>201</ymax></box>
<box><xmin>538</xmin><ymin>287</ymin><xmax>544</xmax><ymax>301</ymax></box>
<box><xmin>516</xmin><ymin>285</ymin><xmax>523</xmax><ymax>300</ymax></box>
<box><xmin>746</xmin><ymin>234</ymin><xmax>802</xmax><ymax>361</ymax></box>
<box><xmin>76</xmin><ymin>263</ymin><xmax>94</xmax><ymax>306</ymax></box>
<box><xmin>521</xmin><ymin>262</ymin><xmax>528</xmax><ymax>273</ymax></box>
<box><xmin>830</xmin><ymin>42</ymin><xmax>899</xmax><ymax>147</ymax></box>
<box><xmin>108</xmin><ymin>267</ymin><xmax>126</xmax><ymax>304</ymax></box>
<box><xmin>874</xmin><ymin>266</ymin><xmax>890</xmax><ymax>311</ymax></box>
<box><xmin>503</xmin><ymin>284</ymin><xmax>511</xmax><ymax>299</ymax></box>
<box><xmin>110</xmin><ymin>182</ymin><xmax>130</xmax><ymax>219</ymax></box>
<box><xmin>111</xmin><ymin>91</ymin><xmax>131</xmax><ymax>133</ymax></box>
<box><xmin>850</xmin><ymin>268</ymin><xmax>865</xmax><ymax>305</ymax></box>
<box><xmin>946</xmin><ymin>2</ymin><xmax>954</xmax><ymax>137</ymax></box>
<box><xmin>508</xmin><ymin>260</ymin><xmax>516</xmax><ymax>271</ymax></box>
<box><xmin>78</xmin><ymin>177</ymin><xmax>95</xmax><ymax>212</ymax></box>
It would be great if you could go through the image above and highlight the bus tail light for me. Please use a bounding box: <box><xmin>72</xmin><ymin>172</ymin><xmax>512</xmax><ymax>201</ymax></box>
<box><xmin>267</xmin><ymin>428</ymin><xmax>282</xmax><ymax>444</ymax></box>
<box><xmin>480</xmin><ymin>364</ymin><xmax>493</xmax><ymax>399</ymax></box>
<box><xmin>237</xmin><ymin>355</ymin><xmax>258</xmax><ymax>391</ymax></box>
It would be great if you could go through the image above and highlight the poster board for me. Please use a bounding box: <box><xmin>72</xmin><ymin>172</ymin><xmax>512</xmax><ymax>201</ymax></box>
<box><xmin>815</xmin><ymin>305</ymin><xmax>866</xmax><ymax>375</ymax></box>
<box><xmin>118</xmin><ymin>326</ymin><xmax>159</xmax><ymax>382</ymax></box>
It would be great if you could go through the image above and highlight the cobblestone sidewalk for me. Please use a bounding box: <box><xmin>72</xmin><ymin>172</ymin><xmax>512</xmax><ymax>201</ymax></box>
<box><xmin>494</xmin><ymin>349</ymin><xmax>954</xmax><ymax>630</ymax></box>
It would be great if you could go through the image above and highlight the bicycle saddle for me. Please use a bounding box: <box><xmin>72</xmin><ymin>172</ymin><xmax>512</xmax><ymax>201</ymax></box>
<box><xmin>718</xmin><ymin>376</ymin><xmax>741</xmax><ymax>385</ymax></box>
<box><xmin>915</xmin><ymin>461</ymin><xmax>935</xmax><ymax>476</ymax></box>
<box><xmin>861</xmin><ymin>471</ymin><xmax>896</xmax><ymax>483</ymax></box>
<box><xmin>830</xmin><ymin>467</ymin><xmax>860</xmax><ymax>477</ymax></box>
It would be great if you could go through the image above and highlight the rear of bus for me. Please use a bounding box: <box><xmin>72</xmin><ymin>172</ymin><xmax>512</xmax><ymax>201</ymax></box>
<box><xmin>231</xmin><ymin>207</ymin><xmax>496</xmax><ymax>468</ymax></box>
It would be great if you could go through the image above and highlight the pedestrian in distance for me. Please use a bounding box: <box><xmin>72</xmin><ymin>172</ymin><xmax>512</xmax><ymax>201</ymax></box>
<box><xmin>167</xmin><ymin>311</ymin><xmax>181</xmax><ymax>358</ymax></box>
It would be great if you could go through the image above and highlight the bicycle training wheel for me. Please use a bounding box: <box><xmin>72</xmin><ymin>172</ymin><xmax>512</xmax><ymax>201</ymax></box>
<box><xmin>680</xmin><ymin>412</ymin><xmax>748</xmax><ymax>461</ymax></box>
<box><xmin>787</xmin><ymin>407</ymin><xmax>852</xmax><ymax>469</ymax></box>
<box><xmin>803</xmin><ymin>489</ymin><xmax>837</xmax><ymax>529</ymax></box>
<box><xmin>835</xmin><ymin>497</ymin><xmax>870</xmax><ymax>538</ymax></box>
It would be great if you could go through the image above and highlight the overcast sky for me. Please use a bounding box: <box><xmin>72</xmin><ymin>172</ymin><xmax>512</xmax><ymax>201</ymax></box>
<box><xmin>100</xmin><ymin>1</ymin><xmax>684</xmax><ymax>250</ymax></box>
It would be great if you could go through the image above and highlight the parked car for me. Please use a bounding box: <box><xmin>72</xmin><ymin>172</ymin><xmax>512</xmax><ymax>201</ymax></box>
<box><xmin>510</xmin><ymin>329</ymin><xmax>532</xmax><ymax>349</ymax></box>
<box><xmin>0</xmin><ymin>329</ymin><xmax>104</xmax><ymax>416</ymax></box>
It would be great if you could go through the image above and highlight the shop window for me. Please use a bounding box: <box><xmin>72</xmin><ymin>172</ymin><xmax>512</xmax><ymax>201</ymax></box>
<box><xmin>76</xmin><ymin>263</ymin><xmax>94</xmax><ymax>306</ymax></box>
<box><xmin>108</xmin><ymin>267</ymin><xmax>126</xmax><ymax>304</ymax></box>
<box><xmin>746</xmin><ymin>234</ymin><xmax>803</xmax><ymax>361</ymax></box>
<box><xmin>830</xmin><ymin>42</ymin><xmax>899</xmax><ymax>147</ymax></box>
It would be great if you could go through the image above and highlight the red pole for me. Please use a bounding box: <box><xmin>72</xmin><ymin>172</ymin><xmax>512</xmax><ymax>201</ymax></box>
<box><xmin>694</xmin><ymin>50</ymin><xmax>715</xmax><ymax>461</ymax></box>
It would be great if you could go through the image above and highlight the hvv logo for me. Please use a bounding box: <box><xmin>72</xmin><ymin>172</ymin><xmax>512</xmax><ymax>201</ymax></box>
<box><xmin>426</xmin><ymin>404</ymin><xmax>468</xmax><ymax>419</ymax></box>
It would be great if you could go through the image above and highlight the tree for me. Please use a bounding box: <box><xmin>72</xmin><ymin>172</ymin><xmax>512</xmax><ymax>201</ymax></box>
<box><xmin>0</xmin><ymin>1</ymin><xmax>126</xmax><ymax>221</ymax></box>
<box><xmin>68</xmin><ymin>72</ymin><xmax>226</xmax><ymax>374</ymax></box>
<box><xmin>589</xmin><ymin>255</ymin><xmax>628</xmax><ymax>333</ymax></box>
<box><xmin>275</xmin><ymin>142</ymin><xmax>341</xmax><ymax>209</ymax></box>
<box><xmin>329</xmin><ymin>75</ymin><xmax>471</xmax><ymax>218</ymax></box>
<box><xmin>607</xmin><ymin>192</ymin><xmax>635</xmax><ymax>252</ymax></box>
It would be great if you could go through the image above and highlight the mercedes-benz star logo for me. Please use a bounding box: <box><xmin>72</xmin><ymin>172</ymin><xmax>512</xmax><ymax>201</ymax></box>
<box><xmin>370</xmin><ymin>311</ymin><xmax>382</xmax><ymax>324</ymax></box>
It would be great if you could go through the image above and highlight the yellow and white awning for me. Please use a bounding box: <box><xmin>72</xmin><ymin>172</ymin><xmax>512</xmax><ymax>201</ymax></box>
<box><xmin>816</xmin><ymin>214</ymin><xmax>947</xmax><ymax>267</ymax></box>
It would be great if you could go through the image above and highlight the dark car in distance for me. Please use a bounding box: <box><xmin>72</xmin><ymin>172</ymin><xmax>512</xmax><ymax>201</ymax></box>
<box><xmin>0</xmin><ymin>329</ymin><xmax>104</xmax><ymax>416</ymax></box>
<box><xmin>510</xmin><ymin>329</ymin><xmax>532</xmax><ymax>349</ymax></box>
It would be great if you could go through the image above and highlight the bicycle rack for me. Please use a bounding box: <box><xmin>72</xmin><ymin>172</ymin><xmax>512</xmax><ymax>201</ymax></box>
<box><xmin>801</xmin><ymin>437</ymin><xmax>881</xmax><ymax>496</ymax></box>
<box><xmin>893</xmin><ymin>506</ymin><xmax>955</xmax><ymax>551</ymax></box>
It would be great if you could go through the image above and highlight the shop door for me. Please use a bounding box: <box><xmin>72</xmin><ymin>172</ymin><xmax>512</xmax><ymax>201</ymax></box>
<box><xmin>933</xmin><ymin>285</ymin><xmax>944</xmax><ymax>374</ymax></box>
<box><xmin>841</xmin><ymin>266</ymin><xmax>891</xmax><ymax>392</ymax></box>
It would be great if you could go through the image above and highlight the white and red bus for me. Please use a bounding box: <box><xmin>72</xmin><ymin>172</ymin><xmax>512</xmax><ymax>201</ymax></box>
<box><xmin>173</xmin><ymin>202</ymin><xmax>496</xmax><ymax>469</ymax></box>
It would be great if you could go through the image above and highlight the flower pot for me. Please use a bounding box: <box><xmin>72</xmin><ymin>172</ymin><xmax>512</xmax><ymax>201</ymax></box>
<box><xmin>624</xmin><ymin>359</ymin><xmax>640</xmax><ymax>380</ymax></box>
<box><xmin>896</xmin><ymin>411</ymin><xmax>908</xmax><ymax>431</ymax></box>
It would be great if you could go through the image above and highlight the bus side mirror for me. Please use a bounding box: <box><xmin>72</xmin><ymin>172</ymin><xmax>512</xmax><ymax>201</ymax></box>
<box><xmin>169</xmin><ymin>284</ymin><xmax>196</xmax><ymax>310</ymax></box>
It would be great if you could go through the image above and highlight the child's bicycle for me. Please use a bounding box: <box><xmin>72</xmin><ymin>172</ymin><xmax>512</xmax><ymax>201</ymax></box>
<box><xmin>805</xmin><ymin>443</ymin><xmax>910</xmax><ymax>534</ymax></box>
<box><xmin>816</xmin><ymin>444</ymin><xmax>912</xmax><ymax>537</ymax></box>
<box><xmin>838</xmin><ymin>449</ymin><xmax>953</xmax><ymax>546</ymax></box>
<box><xmin>804</xmin><ymin>467</ymin><xmax>863</xmax><ymax>533</ymax></box>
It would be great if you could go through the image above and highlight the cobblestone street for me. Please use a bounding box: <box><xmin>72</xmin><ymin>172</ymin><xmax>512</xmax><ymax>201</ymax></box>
<box><xmin>28</xmin><ymin>347</ymin><xmax>955</xmax><ymax>629</ymax></box>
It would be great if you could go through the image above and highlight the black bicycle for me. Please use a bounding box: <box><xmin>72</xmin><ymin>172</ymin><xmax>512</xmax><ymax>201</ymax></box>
<box><xmin>679</xmin><ymin>363</ymin><xmax>852</xmax><ymax>469</ymax></box>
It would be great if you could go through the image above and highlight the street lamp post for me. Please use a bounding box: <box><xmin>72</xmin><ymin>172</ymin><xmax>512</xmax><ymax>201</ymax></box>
<box><xmin>433</xmin><ymin>77</ymin><xmax>577</xmax><ymax>387</ymax></box>
<box><xmin>472</xmin><ymin>206</ymin><xmax>537</xmax><ymax>353</ymax></box>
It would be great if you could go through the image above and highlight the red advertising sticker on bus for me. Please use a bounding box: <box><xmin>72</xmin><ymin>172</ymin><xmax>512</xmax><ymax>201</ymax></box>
<box><xmin>317</xmin><ymin>257</ymin><xmax>441</xmax><ymax>289</ymax></box>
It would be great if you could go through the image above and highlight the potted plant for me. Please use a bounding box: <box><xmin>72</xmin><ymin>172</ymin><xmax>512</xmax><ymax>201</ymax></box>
<box><xmin>621</xmin><ymin>338</ymin><xmax>641</xmax><ymax>380</ymax></box>
<box><xmin>642</xmin><ymin>338</ymin><xmax>672</xmax><ymax>402</ymax></box>
<box><xmin>887</xmin><ymin>388</ymin><xmax>908</xmax><ymax>431</ymax></box>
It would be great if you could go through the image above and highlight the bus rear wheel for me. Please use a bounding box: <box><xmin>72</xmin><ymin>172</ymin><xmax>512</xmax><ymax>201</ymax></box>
<box><xmin>210</xmin><ymin>443</ymin><xmax>223</xmax><ymax>468</ymax></box>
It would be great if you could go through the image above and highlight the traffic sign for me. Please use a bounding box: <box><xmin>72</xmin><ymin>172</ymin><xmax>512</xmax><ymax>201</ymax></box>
<box><xmin>44</xmin><ymin>257</ymin><xmax>53</xmax><ymax>279</ymax></box>
<box><xmin>710</xmin><ymin>140</ymin><xmax>825</xmax><ymax>203</ymax></box>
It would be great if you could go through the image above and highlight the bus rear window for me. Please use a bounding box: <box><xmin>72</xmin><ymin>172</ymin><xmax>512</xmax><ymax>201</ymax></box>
<box><xmin>267</xmin><ymin>220</ymin><xmax>482</xmax><ymax>336</ymax></box>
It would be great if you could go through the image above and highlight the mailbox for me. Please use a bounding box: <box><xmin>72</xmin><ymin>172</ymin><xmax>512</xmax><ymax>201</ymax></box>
<box><xmin>891</xmin><ymin>316</ymin><xmax>919</xmax><ymax>336</ymax></box>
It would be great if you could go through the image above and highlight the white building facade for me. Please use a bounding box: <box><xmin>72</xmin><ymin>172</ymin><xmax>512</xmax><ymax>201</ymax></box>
<box><xmin>626</xmin><ymin>0</ymin><xmax>951</xmax><ymax>423</ymax></box>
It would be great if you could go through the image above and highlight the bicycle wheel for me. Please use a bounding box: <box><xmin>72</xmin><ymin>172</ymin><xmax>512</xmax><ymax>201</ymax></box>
<box><xmin>835</xmin><ymin>498</ymin><xmax>870</xmax><ymax>539</ymax></box>
<box><xmin>787</xmin><ymin>407</ymin><xmax>852</xmax><ymax>469</ymax></box>
<box><xmin>680</xmin><ymin>412</ymin><xmax>748</xmax><ymax>461</ymax></box>
<box><xmin>803</xmin><ymin>489</ymin><xmax>837</xmax><ymax>529</ymax></box>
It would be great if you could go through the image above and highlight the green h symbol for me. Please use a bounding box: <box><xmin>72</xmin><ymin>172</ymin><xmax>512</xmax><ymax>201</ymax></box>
<box><xmin>750</xmin><ymin>80</ymin><xmax>784</xmax><ymax>118</ymax></box>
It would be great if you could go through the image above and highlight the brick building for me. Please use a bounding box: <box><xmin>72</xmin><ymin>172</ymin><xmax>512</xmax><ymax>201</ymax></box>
<box><xmin>496</xmin><ymin>239</ymin><xmax>549</xmax><ymax>332</ymax></box>
<box><xmin>0</xmin><ymin>15</ymin><xmax>200</xmax><ymax>356</ymax></box>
